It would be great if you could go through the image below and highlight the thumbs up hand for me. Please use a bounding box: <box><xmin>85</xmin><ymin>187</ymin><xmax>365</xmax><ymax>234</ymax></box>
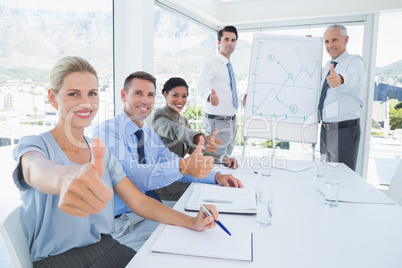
<box><xmin>204</xmin><ymin>128</ymin><xmax>221</xmax><ymax>153</ymax></box>
<box><xmin>58</xmin><ymin>138</ymin><xmax>113</xmax><ymax>217</ymax></box>
<box><xmin>326</xmin><ymin>63</ymin><xmax>343</xmax><ymax>88</ymax></box>
<box><xmin>91</xmin><ymin>137</ymin><xmax>105</xmax><ymax>178</ymax></box>
<box><xmin>209</xmin><ymin>89</ymin><xmax>219</xmax><ymax>106</ymax></box>
<box><xmin>179</xmin><ymin>136</ymin><xmax>214</xmax><ymax>178</ymax></box>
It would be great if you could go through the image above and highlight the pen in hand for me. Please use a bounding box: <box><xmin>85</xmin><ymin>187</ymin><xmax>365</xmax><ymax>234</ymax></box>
<box><xmin>201</xmin><ymin>205</ymin><xmax>231</xmax><ymax>236</ymax></box>
<box><xmin>223</xmin><ymin>161</ymin><xmax>234</xmax><ymax>168</ymax></box>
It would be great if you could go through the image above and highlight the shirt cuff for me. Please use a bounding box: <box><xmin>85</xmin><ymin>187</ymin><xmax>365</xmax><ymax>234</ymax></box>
<box><xmin>207</xmin><ymin>171</ymin><xmax>218</xmax><ymax>184</ymax></box>
<box><xmin>163</xmin><ymin>158</ymin><xmax>183</xmax><ymax>184</ymax></box>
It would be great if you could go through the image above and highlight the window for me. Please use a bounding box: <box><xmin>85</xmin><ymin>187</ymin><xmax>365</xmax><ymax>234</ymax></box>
<box><xmin>368</xmin><ymin>12</ymin><xmax>402</xmax><ymax>189</ymax></box>
<box><xmin>0</xmin><ymin>0</ymin><xmax>113</xmax><ymax>206</ymax></box>
<box><xmin>153</xmin><ymin>5</ymin><xmax>217</xmax><ymax>131</ymax></box>
<box><xmin>154</xmin><ymin>5</ymin><xmax>216</xmax><ymax>113</ymax></box>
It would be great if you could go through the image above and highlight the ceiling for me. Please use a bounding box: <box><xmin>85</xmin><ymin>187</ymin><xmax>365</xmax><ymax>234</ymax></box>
<box><xmin>157</xmin><ymin>0</ymin><xmax>402</xmax><ymax>29</ymax></box>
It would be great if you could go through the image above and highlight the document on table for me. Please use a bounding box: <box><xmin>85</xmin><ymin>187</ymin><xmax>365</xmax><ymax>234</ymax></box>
<box><xmin>338</xmin><ymin>189</ymin><xmax>396</xmax><ymax>204</ymax></box>
<box><xmin>151</xmin><ymin>225</ymin><xmax>253</xmax><ymax>262</ymax></box>
<box><xmin>317</xmin><ymin>185</ymin><xmax>396</xmax><ymax>205</ymax></box>
<box><xmin>185</xmin><ymin>183</ymin><xmax>257</xmax><ymax>214</ymax></box>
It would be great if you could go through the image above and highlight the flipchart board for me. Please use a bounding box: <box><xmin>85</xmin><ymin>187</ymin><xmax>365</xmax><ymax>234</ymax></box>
<box><xmin>243</xmin><ymin>33</ymin><xmax>323</xmax><ymax>144</ymax></box>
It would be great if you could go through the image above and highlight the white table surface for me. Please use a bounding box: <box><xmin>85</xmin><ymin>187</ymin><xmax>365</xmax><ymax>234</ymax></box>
<box><xmin>127</xmin><ymin>161</ymin><xmax>402</xmax><ymax>268</ymax></box>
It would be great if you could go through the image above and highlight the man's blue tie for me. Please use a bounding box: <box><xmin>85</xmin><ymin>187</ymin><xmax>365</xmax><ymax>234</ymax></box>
<box><xmin>318</xmin><ymin>61</ymin><xmax>338</xmax><ymax>121</ymax></box>
<box><xmin>227</xmin><ymin>61</ymin><xmax>238</xmax><ymax>109</ymax></box>
<box><xmin>135</xmin><ymin>129</ymin><xmax>162</xmax><ymax>202</ymax></box>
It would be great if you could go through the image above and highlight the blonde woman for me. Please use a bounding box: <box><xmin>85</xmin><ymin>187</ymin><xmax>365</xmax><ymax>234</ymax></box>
<box><xmin>12</xmin><ymin>56</ymin><xmax>218</xmax><ymax>267</ymax></box>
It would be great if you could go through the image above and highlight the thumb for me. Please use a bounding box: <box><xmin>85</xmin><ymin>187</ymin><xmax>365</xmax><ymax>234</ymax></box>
<box><xmin>211</xmin><ymin>89</ymin><xmax>216</xmax><ymax>95</ymax></box>
<box><xmin>90</xmin><ymin>137</ymin><xmax>105</xmax><ymax>178</ymax></box>
<box><xmin>330</xmin><ymin>64</ymin><xmax>335</xmax><ymax>74</ymax></box>
<box><xmin>194</xmin><ymin>136</ymin><xmax>205</xmax><ymax>154</ymax></box>
<box><xmin>212</xmin><ymin>127</ymin><xmax>219</xmax><ymax>137</ymax></box>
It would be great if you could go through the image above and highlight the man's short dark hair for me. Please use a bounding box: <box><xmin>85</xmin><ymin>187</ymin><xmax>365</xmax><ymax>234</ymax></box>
<box><xmin>217</xmin><ymin>26</ymin><xmax>238</xmax><ymax>41</ymax></box>
<box><xmin>124</xmin><ymin>71</ymin><xmax>156</xmax><ymax>91</ymax></box>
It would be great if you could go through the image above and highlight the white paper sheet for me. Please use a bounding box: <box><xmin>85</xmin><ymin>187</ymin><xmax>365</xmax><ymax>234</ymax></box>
<box><xmin>151</xmin><ymin>225</ymin><xmax>253</xmax><ymax>262</ymax></box>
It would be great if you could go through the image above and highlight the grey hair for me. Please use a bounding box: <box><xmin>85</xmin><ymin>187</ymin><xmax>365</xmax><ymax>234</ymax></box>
<box><xmin>325</xmin><ymin>24</ymin><xmax>348</xmax><ymax>37</ymax></box>
<box><xmin>49</xmin><ymin>56</ymin><xmax>98</xmax><ymax>93</ymax></box>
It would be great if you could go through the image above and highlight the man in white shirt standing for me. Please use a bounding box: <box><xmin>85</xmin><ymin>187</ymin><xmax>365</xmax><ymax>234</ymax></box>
<box><xmin>197</xmin><ymin>26</ymin><xmax>239</xmax><ymax>156</ymax></box>
<box><xmin>318</xmin><ymin>24</ymin><xmax>367</xmax><ymax>171</ymax></box>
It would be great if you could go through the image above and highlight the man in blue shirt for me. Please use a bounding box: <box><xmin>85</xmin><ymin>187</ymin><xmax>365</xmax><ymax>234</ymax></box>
<box><xmin>93</xmin><ymin>71</ymin><xmax>242</xmax><ymax>251</ymax></box>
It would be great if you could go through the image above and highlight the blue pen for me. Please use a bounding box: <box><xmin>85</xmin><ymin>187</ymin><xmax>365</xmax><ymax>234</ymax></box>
<box><xmin>201</xmin><ymin>205</ymin><xmax>231</xmax><ymax>236</ymax></box>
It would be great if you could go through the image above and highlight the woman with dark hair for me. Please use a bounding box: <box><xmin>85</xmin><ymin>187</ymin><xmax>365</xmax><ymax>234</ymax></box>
<box><xmin>152</xmin><ymin>77</ymin><xmax>238</xmax><ymax>201</ymax></box>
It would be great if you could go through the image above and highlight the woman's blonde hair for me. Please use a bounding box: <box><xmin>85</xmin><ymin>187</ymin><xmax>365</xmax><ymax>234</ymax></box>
<box><xmin>49</xmin><ymin>56</ymin><xmax>98</xmax><ymax>93</ymax></box>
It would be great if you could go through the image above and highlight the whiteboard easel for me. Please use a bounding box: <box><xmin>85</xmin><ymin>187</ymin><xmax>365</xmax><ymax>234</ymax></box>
<box><xmin>242</xmin><ymin>33</ymin><xmax>323</xmax><ymax>159</ymax></box>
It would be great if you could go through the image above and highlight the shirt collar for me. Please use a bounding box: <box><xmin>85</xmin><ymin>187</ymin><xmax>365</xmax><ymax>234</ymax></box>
<box><xmin>217</xmin><ymin>52</ymin><xmax>229</xmax><ymax>65</ymax></box>
<box><xmin>119</xmin><ymin>109</ymin><xmax>141</xmax><ymax>136</ymax></box>
<box><xmin>332</xmin><ymin>50</ymin><xmax>349</xmax><ymax>63</ymax></box>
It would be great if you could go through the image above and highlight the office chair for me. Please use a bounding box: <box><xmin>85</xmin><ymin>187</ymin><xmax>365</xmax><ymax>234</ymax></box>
<box><xmin>0</xmin><ymin>206</ymin><xmax>33</xmax><ymax>268</ymax></box>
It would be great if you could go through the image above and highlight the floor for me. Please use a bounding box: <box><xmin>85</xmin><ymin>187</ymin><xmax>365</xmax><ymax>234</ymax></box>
<box><xmin>0</xmin><ymin>136</ymin><xmax>399</xmax><ymax>266</ymax></box>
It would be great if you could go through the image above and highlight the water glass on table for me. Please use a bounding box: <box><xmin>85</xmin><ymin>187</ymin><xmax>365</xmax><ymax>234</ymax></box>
<box><xmin>324</xmin><ymin>175</ymin><xmax>340</xmax><ymax>207</ymax></box>
<box><xmin>316</xmin><ymin>154</ymin><xmax>326</xmax><ymax>177</ymax></box>
<box><xmin>256</xmin><ymin>188</ymin><xmax>274</xmax><ymax>226</ymax></box>
<box><xmin>261</xmin><ymin>155</ymin><xmax>271</xmax><ymax>177</ymax></box>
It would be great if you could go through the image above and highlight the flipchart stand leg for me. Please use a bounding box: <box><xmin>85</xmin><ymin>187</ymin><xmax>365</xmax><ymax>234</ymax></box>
<box><xmin>312</xmin><ymin>143</ymin><xmax>316</xmax><ymax>161</ymax></box>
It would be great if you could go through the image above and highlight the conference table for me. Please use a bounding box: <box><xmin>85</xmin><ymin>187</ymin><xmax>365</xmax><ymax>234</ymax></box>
<box><xmin>127</xmin><ymin>160</ymin><xmax>402</xmax><ymax>268</ymax></box>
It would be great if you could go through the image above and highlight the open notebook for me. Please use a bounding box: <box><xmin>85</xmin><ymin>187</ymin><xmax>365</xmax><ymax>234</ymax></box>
<box><xmin>151</xmin><ymin>225</ymin><xmax>253</xmax><ymax>262</ymax></box>
<box><xmin>185</xmin><ymin>183</ymin><xmax>257</xmax><ymax>214</ymax></box>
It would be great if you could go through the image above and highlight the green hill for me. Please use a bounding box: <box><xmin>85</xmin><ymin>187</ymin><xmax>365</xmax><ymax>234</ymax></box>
<box><xmin>376</xmin><ymin>60</ymin><xmax>402</xmax><ymax>76</ymax></box>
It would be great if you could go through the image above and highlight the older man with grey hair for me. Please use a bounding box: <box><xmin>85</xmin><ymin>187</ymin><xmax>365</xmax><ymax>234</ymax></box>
<box><xmin>317</xmin><ymin>24</ymin><xmax>367</xmax><ymax>171</ymax></box>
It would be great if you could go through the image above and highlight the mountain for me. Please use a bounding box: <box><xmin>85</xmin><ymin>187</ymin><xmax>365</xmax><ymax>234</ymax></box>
<box><xmin>376</xmin><ymin>60</ymin><xmax>402</xmax><ymax>77</ymax></box>
<box><xmin>0</xmin><ymin>5</ymin><xmax>113</xmax><ymax>75</ymax></box>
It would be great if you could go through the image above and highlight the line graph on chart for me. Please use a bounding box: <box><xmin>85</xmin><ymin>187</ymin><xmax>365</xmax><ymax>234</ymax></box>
<box><xmin>247</xmin><ymin>37</ymin><xmax>322</xmax><ymax>124</ymax></box>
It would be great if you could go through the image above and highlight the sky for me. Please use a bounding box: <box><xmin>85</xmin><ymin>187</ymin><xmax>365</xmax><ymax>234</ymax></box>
<box><xmin>0</xmin><ymin>0</ymin><xmax>111</xmax><ymax>12</ymax></box>
<box><xmin>377</xmin><ymin>12</ymin><xmax>402</xmax><ymax>67</ymax></box>
<box><xmin>1</xmin><ymin>0</ymin><xmax>401</xmax><ymax>67</ymax></box>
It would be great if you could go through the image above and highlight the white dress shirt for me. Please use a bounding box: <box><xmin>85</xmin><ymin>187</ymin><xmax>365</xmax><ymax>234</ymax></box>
<box><xmin>321</xmin><ymin>51</ymin><xmax>367</xmax><ymax>123</ymax></box>
<box><xmin>197</xmin><ymin>53</ymin><xmax>237</xmax><ymax>116</ymax></box>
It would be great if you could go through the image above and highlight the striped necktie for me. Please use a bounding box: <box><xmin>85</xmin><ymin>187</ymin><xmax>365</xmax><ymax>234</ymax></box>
<box><xmin>135</xmin><ymin>129</ymin><xmax>161</xmax><ymax>202</ymax></box>
<box><xmin>227</xmin><ymin>61</ymin><xmax>238</xmax><ymax>109</ymax></box>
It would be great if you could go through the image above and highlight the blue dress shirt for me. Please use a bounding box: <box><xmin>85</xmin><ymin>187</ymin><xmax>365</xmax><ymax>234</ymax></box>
<box><xmin>92</xmin><ymin>110</ymin><xmax>217</xmax><ymax>216</ymax></box>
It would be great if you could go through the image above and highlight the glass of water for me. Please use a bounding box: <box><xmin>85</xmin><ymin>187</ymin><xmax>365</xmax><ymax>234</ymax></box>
<box><xmin>324</xmin><ymin>175</ymin><xmax>340</xmax><ymax>207</ymax></box>
<box><xmin>316</xmin><ymin>153</ymin><xmax>326</xmax><ymax>177</ymax></box>
<box><xmin>256</xmin><ymin>188</ymin><xmax>274</xmax><ymax>226</ymax></box>
<box><xmin>261</xmin><ymin>155</ymin><xmax>271</xmax><ymax>177</ymax></box>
